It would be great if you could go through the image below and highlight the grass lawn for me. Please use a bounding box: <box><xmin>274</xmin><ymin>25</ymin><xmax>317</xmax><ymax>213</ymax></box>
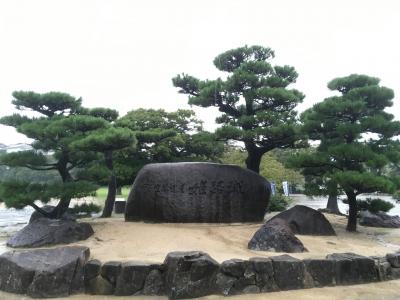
<box><xmin>95</xmin><ymin>186</ymin><xmax>131</xmax><ymax>205</ymax></box>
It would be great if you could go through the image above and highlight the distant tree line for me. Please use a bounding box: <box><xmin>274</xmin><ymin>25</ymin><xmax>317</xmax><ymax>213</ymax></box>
<box><xmin>1</xmin><ymin>45</ymin><xmax>399</xmax><ymax>232</ymax></box>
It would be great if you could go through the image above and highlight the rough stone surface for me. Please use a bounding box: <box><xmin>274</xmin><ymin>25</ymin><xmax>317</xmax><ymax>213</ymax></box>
<box><xmin>303</xmin><ymin>259</ymin><xmax>335</xmax><ymax>287</ymax></box>
<box><xmin>270</xmin><ymin>255</ymin><xmax>305</xmax><ymax>290</ymax></box>
<box><xmin>125</xmin><ymin>162</ymin><xmax>271</xmax><ymax>223</ymax></box>
<box><xmin>101</xmin><ymin>261</ymin><xmax>121</xmax><ymax>289</ymax></box>
<box><xmin>391</xmin><ymin>267</ymin><xmax>400</xmax><ymax>279</ymax></box>
<box><xmin>114</xmin><ymin>262</ymin><xmax>163</xmax><ymax>295</ymax></box>
<box><xmin>164</xmin><ymin>251</ymin><xmax>219</xmax><ymax>299</ymax></box>
<box><xmin>327</xmin><ymin>253</ymin><xmax>378</xmax><ymax>285</ymax></box>
<box><xmin>216</xmin><ymin>259</ymin><xmax>258</xmax><ymax>295</ymax></box>
<box><xmin>270</xmin><ymin>205</ymin><xmax>336</xmax><ymax>236</ymax></box>
<box><xmin>7</xmin><ymin>218</ymin><xmax>94</xmax><ymax>248</ymax></box>
<box><xmin>114</xmin><ymin>200</ymin><xmax>126</xmax><ymax>214</ymax></box>
<box><xmin>248</xmin><ymin>218</ymin><xmax>307</xmax><ymax>253</ymax></box>
<box><xmin>29</xmin><ymin>205</ymin><xmax>77</xmax><ymax>223</ymax></box>
<box><xmin>359</xmin><ymin>210</ymin><xmax>400</xmax><ymax>228</ymax></box>
<box><xmin>386</xmin><ymin>253</ymin><xmax>400</xmax><ymax>268</ymax></box>
<box><xmin>249</xmin><ymin>257</ymin><xmax>278</xmax><ymax>292</ymax></box>
<box><xmin>371</xmin><ymin>256</ymin><xmax>392</xmax><ymax>281</ymax></box>
<box><xmin>85</xmin><ymin>259</ymin><xmax>102</xmax><ymax>282</ymax></box>
<box><xmin>86</xmin><ymin>276</ymin><xmax>114</xmax><ymax>295</ymax></box>
<box><xmin>0</xmin><ymin>246</ymin><xmax>89</xmax><ymax>297</ymax></box>
<box><xmin>143</xmin><ymin>269</ymin><xmax>165</xmax><ymax>295</ymax></box>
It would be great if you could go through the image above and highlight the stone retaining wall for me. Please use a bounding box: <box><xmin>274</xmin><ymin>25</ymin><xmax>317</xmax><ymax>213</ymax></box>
<box><xmin>85</xmin><ymin>251</ymin><xmax>400</xmax><ymax>299</ymax></box>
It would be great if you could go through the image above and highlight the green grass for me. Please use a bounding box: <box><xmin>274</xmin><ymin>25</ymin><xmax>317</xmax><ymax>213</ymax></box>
<box><xmin>95</xmin><ymin>186</ymin><xmax>131</xmax><ymax>205</ymax></box>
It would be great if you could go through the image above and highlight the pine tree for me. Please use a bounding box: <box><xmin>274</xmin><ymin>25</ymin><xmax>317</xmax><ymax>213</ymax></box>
<box><xmin>0</xmin><ymin>92</ymin><xmax>108</xmax><ymax>217</ymax></box>
<box><xmin>172</xmin><ymin>45</ymin><xmax>304</xmax><ymax>173</ymax></box>
<box><xmin>71</xmin><ymin>109</ymin><xmax>136</xmax><ymax>217</ymax></box>
<box><xmin>291</xmin><ymin>75</ymin><xmax>400</xmax><ymax>231</ymax></box>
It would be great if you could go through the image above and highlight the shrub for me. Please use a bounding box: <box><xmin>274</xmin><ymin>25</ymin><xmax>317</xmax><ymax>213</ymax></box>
<box><xmin>269</xmin><ymin>194</ymin><xmax>292</xmax><ymax>212</ymax></box>
<box><xmin>68</xmin><ymin>202</ymin><xmax>102</xmax><ymax>216</ymax></box>
<box><xmin>358</xmin><ymin>198</ymin><xmax>394</xmax><ymax>213</ymax></box>
<box><xmin>343</xmin><ymin>197</ymin><xmax>394</xmax><ymax>213</ymax></box>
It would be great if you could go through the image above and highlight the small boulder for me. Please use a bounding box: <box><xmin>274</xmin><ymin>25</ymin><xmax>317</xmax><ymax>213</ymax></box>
<box><xmin>164</xmin><ymin>251</ymin><xmax>219</xmax><ymax>299</ymax></box>
<box><xmin>386</xmin><ymin>253</ymin><xmax>400</xmax><ymax>268</ymax></box>
<box><xmin>7</xmin><ymin>218</ymin><xmax>94</xmax><ymax>248</ymax></box>
<box><xmin>249</xmin><ymin>257</ymin><xmax>278</xmax><ymax>292</ymax></box>
<box><xmin>359</xmin><ymin>210</ymin><xmax>400</xmax><ymax>228</ymax></box>
<box><xmin>371</xmin><ymin>256</ymin><xmax>392</xmax><ymax>281</ymax></box>
<box><xmin>303</xmin><ymin>259</ymin><xmax>335</xmax><ymax>287</ymax></box>
<box><xmin>326</xmin><ymin>253</ymin><xmax>377</xmax><ymax>284</ymax></box>
<box><xmin>270</xmin><ymin>205</ymin><xmax>336</xmax><ymax>236</ymax></box>
<box><xmin>270</xmin><ymin>255</ymin><xmax>306</xmax><ymax>290</ymax></box>
<box><xmin>101</xmin><ymin>261</ymin><xmax>121</xmax><ymax>287</ymax></box>
<box><xmin>114</xmin><ymin>262</ymin><xmax>163</xmax><ymax>296</ymax></box>
<box><xmin>216</xmin><ymin>259</ymin><xmax>258</xmax><ymax>295</ymax></box>
<box><xmin>86</xmin><ymin>276</ymin><xmax>114</xmax><ymax>295</ymax></box>
<box><xmin>0</xmin><ymin>246</ymin><xmax>89</xmax><ymax>297</ymax></box>
<box><xmin>248</xmin><ymin>218</ymin><xmax>307</xmax><ymax>253</ymax></box>
<box><xmin>143</xmin><ymin>268</ymin><xmax>165</xmax><ymax>295</ymax></box>
<box><xmin>84</xmin><ymin>259</ymin><xmax>102</xmax><ymax>282</ymax></box>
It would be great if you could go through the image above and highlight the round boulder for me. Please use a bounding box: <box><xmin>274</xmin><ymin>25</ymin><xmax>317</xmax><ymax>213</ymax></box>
<box><xmin>270</xmin><ymin>205</ymin><xmax>336</xmax><ymax>236</ymax></box>
<box><xmin>125</xmin><ymin>162</ymin><xmax>271</xmax><ymax>223</ymax></box>
<box><xmin>7</xmin><ymin>218</ymin><xmax>94</xmax><ymax>248</ymax></box>
<box><xmin>248</xmin><ymin>218</ymin><xmax>307</xmax><ymax>253</ymax></box>
<box><xmin>359</xmin><ymin>210</ymin><xmax>400</xmax><ymax>228</ymax></box>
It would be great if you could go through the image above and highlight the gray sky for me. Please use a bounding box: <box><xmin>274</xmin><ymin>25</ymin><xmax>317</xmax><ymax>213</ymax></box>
<box><xmin>1</xmin><ymin>0</ymin><xmax>400</xmax><ymax>144</ymax></box>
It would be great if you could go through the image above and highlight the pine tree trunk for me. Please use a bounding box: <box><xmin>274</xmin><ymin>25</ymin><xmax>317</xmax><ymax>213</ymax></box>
<box><xmin>326</xmin><ymin>193</ymin><xmax>340</xmax><ymax>214</ymax></box>
<box><xmin>101</xmin><ymin>151</ymin><xmax>116</xmax><ymax>218</ymax></box>
<box><xmin>245</xmin><ymin>144</ymin><xmax>263</xmax><ymax>174</ymax></box>
<box><xmin>47</xmin><ymin>153</ymin><xmax>73</xmax><ymax>219</ymax></box>
<box><xmin>346</xmin><ymin>193</ymin><xmax>358</xmax><ymax>232</ymax></box>
<box><xmin>53</xmin><ymin>197</ymin><xmax>72</xmax><ymax>218</ymax></box>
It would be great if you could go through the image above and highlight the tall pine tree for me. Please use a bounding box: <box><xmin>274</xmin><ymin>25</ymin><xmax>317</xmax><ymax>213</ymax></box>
<box><xmin>173</xmin><ymin>45</ymin><xmax>304</xmax><ymax>173</ymax></box>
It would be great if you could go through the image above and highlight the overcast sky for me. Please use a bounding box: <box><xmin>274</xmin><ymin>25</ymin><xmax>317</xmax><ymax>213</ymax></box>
<box><xmin>1</xmin><ymin>0</ymin><xmax>399</xmax><ymax>145</ymax></box>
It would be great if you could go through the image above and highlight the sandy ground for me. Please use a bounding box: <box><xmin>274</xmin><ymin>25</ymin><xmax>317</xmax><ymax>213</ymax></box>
<box><xmin>71</xmin><ymin>213</ymin><xmax>400</xmax><ymax>263</ymax></box>
<box><xmin>1</xmin><ymin>280</ymin><xmax>400</xmax><ymax>300</ymax></box>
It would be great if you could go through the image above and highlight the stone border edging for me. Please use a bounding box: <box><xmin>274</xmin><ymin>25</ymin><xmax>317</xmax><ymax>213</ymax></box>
<box><xmin>85</xmin><ymin>251</ymin><xmax>400</xmax><ymax>299</ymax></box>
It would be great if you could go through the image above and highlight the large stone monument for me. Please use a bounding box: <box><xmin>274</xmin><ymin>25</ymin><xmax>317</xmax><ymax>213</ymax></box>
<box><xmin>125</xmin><ymin>162</ymin><xmax>270</xmax><ymax>223</ymax></box>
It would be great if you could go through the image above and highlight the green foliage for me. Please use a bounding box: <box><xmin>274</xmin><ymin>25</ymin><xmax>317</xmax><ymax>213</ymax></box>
<box><xmin>68</xmin><ymin>202</ymin><xmax>102</xmax><ymax>216</ymax></box>
<box><xmin>269</xmin><ymin>194</ymin><xmax>292</xmax><ymax>212</ymax></box>
<box><xmin>0</xmin><ymin>91</ymin><xmax>112</xmax><ymax>215</ymax></box>
<box><xmin>359</xmin><ymin>198</ymin><xmax>394</xmax><ymax>213</ymax></box>
<box><xmin>71</xmin><ymin>127</ymin><xmax>136</xmax><ymax>153</ymax></box>
<box><xmin>173</xmin><ymin>45</ymin><xmax>304</xmax><ymax>172</ymax></box>
<box><xmin>0</xmin><ymin>181</ymin><xmax>51</xmax><ymax>209</ymax></box>
<box><xmin>221</xmin><ymin>146</ymin><xmax>304</xmax><ymax>187</ymax></box>
<box><xmin>95</xmin><ymin>186</ymin><xmax>130</xmax><ymax>200</ymax></box>
<box><xmin>0</xmin><ymin>165</ymin><xmax>59</xmax><ymax>184</ymax></box>
<box><xmin>78</xmin><ymin>107</ymin><xmax>119</xmax><ymax>122</ymax></box>
<box><xmin>114</xmin><ymin>108</ymin><xmax>224</xmax><ymax>186</ymax></box>
<box><xmin>11</xmin><ymin>91</ymin><xmax>82</xmax><ymax>117</ymax></box>
<box><xmin>0</xmin><ymin>150</ymin><xmax>49</xmax><ymax>168</ymax></box>
<box><xmin>0</xmin><ymin>180</ymin><xmax>97</xmax><ymax>209</ymax></box>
